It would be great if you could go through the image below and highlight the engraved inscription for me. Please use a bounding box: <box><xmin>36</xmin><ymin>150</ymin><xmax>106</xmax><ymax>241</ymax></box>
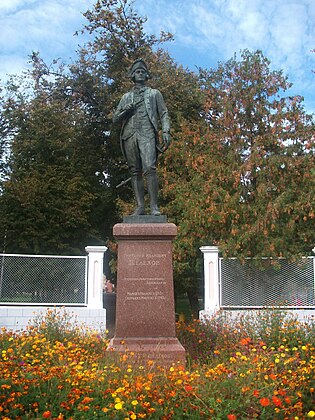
<box><xmin>123</xmin><ymin>278</ymin><xmax>166</xmax><ymax>284</ymax></box>
<box><xmin>146</xmin><ymin>279</ymin><xmax>166</xmax><ymax>286</ymax></box>
<box><xmin>126</xmin><ymin>252</ymin><xmax>167</xmax><ymax>267</ymax></box>
<box><xmin>122</xmin><ymin>252</ymin><xmax>168</xmax><ymax>304</ymax></box>
<box><xmin>125</xmin><ymin>291</ymin><xmax>166</xmax><ymax>301</ymax></box>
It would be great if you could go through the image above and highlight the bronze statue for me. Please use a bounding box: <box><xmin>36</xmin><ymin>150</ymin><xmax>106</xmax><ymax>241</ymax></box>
<box><xmin>113</xmin><ymin>59</ymin><xmax>170</xmax><ymax>216</ymax></box>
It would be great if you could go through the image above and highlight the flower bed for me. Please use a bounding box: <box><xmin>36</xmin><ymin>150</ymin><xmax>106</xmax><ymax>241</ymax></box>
<box><xmin>0</xmin><ymin>308</ymin><xmax>314</xmax><ymax>419</ymax></box>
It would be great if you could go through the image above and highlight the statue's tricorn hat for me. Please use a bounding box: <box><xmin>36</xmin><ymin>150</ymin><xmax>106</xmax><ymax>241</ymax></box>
<box><xmin>128</xmin><ymin>58</ymin><xmax>151</xmax><ymax>79</ymax></box>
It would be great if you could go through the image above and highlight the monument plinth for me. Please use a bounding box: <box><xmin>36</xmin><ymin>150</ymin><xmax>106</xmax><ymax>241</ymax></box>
<box><xmin>107</xmin><ymin>222</ymin><xmax>186</xmax><ymax>366</ymax></box>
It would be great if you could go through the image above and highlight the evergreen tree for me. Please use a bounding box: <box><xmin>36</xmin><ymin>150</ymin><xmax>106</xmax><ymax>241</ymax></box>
<box><xmin>163</xmin><ymin>50</ymin><xmax>315</xmax><ymax>267</ymax></box>
<box><xmin>0</xmin><ymin>53</ymin><xmax>114</xmax><ymax>254</ymax></box>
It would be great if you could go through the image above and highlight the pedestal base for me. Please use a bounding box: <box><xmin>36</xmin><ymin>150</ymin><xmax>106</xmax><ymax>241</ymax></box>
<box><xmin>107</xmin><ymin>223</ymin><xmax>186</xmax><ymax>367</ymax></box>
<box><xmin>107</xmin><ymin>337</ymin><xmax>186</xmax><ymax>367</ymax></box>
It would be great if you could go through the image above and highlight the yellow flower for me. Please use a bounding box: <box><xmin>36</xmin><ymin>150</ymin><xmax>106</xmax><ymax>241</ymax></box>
<box><xmin>115</xmin><ymin>402</ymin><xmax>123</xmax><ymax>410</ymax></box>
<box><xmin>307</xmin><ymin>411</ymin><xmax>315</xmax><ymax>418</ymax></box>
<box><xmin>131</xmin><ymin>400</ymin><xmax>138</xmax><ymax>406</ymax></box>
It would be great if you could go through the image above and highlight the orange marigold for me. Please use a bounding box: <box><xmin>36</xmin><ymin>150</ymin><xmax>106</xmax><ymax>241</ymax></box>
<box><xmin>81</xmin><ymin>397</ymin><xmax>93</xmax><ymax>405</ymax></box>
<box><xmin>253</xmin><ymin>390</ymin><xmax>260</xmax><ymax>398</ymax></box>
<box><xmin>240</xmin><ymin>337</ymin><xmax>251</xmax><ymax>346</ymax></box>
<box><xmin>272</xmin><ymin>396</ymin><xmax>282</xmax><ymax>407</ymax></box>
<box><xmin>260</xmin><ymin>397</ymin><xmax>270</xmax><ymax>407</ymax></box>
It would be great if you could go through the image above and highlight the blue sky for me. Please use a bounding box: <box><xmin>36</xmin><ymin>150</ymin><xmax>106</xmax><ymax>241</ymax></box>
<box><xmin>1</xmin><ymin>0</ymin><xmax>314</xmax><ymax>114</ymax></box>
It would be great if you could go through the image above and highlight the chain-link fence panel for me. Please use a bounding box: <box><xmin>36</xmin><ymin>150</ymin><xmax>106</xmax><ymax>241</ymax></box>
<box><xmin>0</xmin><ymin>254</ymin><xmax>87</xmax><ymax>305</ymax></box>
<box><xmin>220</xmin><ymin>257</ymin><xmax>315</xmax><ymax>308</ymax></box>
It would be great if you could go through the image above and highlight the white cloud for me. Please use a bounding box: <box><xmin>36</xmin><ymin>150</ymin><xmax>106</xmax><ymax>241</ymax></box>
<box><xmin>0</xmin><ymin>0</ymin><xmax>94</xmax><ymax>82</ymax></box>
<box><xmin>0</xmin><ymin>0</ymin><xmax>314</xmax><ymax>113</ymax></box>
<box><xmin>0</xmin><ymin>0</ymin><xmax>36</xmax><ymax>13</ymax></box>
<box><xmin>138</xmin><ymin>0</ymin><xmax>315</xmax><ymax>112</ymax></box>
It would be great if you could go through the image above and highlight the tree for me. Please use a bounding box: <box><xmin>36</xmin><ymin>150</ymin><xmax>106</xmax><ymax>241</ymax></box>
<box><xmin>0</xmin><ymin>0</ymin><xmax>203</xmax><ymax>259</ymax></box>
<box><xmin>0</xmin><ymin>55</ymin><xmax>113</xmax><ymax>254</ymax></box>
<box><xmin>162</xmin><ymin>50</ymin><xmax>315</xmax><ymax>276</ymax></box>
<box><xmin>0</xmin><ymin>85</ymin><xmax>13</xmax><ymax>190</ymax></box>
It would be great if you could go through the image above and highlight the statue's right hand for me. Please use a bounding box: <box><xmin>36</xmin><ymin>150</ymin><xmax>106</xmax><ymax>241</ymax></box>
<box><xmin>124</xmin><ymin>103</ymin><xmax>134</xmax><ymax>112</ymax></box>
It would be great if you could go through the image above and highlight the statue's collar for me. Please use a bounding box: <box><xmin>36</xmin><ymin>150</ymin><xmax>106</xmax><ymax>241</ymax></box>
<box><xmin>133</xmin><ymin>85</ymin><xmax>147</xmax><ymax>93</ymax></box>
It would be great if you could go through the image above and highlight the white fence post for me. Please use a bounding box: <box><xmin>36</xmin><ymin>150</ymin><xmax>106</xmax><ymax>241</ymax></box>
<box><xmin>85</xmin><ymin>246</ymin><xmax>108</xmax><ymax>309</ymax></box>
<box><xmin>200</xmin><ymin>246</ymin><xmax>220</xmax><ymax>312</ymax></box>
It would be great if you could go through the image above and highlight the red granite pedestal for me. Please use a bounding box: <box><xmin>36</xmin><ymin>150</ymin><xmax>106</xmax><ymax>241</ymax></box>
<box><xmin>107</xmin><ymin>222</ymin><xmax>186</xmax><ymax>367</ymax></box>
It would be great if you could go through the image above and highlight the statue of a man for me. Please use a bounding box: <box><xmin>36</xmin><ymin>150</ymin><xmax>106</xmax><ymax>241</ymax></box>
<box><xmin>113</xmin><ymin>59</ymin><xmax>170</xmax><ymax>216</ymax></box>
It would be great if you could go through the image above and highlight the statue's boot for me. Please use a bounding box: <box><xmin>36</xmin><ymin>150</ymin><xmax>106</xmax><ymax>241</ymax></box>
<box><xmin>131</xmin><ymin>176</ymin><xmax>145</xmax><ymax>215</ymax></box>
<box><xmin>146</xmin><ymin>172</ymin><xmax>161</xmax><ymax>216</ymax></box>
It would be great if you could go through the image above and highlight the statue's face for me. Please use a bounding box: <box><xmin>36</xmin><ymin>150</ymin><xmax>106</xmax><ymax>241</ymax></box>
<box><xmin>133</xmin><ymin>68</ymin><xmax>147</xmax><ymax>83</ymax></box>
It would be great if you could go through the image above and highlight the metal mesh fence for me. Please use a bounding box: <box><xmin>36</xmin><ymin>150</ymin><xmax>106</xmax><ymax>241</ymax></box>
<box><xmin>220</xmin><ymin>257</ymin><xmax>315</xmax><ymax>308</ymax></box>
<box><xmin>0</xmin><ymin>254</ymin><xmax>87</xmax><ymax>305</ymax></box>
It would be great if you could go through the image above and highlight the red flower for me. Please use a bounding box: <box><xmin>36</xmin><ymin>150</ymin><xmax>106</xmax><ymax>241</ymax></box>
<box><xmin>42</xmin><ymin>411</ymin><xmax>51</xmax><ymax>419</ymax></box>
<box><xmin>272</xmin><ymin>396</ymin><xmax>282</xmax><ymax>407</ymax></box>
<box><xmin>253</xmin><ymin>390</ymin><xmax>260</xmax><ymax>398</ymax></box>
<box><xmin>185</xmin><ymin>385</ymin><xmax>193</xmax><ymax>392</ymax></box>
<box><xmin>260</xmin><ymin>397</ymin><xmax>270</xmax><ymax>407</ymax></box>
<box><xmin>227</xmin><ymin>414</ymin><xmax>237</xmax><ymax>420</ymax></box>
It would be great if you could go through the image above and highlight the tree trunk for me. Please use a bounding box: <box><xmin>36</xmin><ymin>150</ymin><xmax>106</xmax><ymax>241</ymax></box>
<box><xmin>187</xmin><ymin>287</ymin><xmax>200</xmax><ymax>320</ymax></box>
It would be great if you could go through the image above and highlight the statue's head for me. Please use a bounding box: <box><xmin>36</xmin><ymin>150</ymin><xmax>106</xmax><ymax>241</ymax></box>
<box><xmin>128</xmin><ymin>59</ymin><xmax>151</xmax><ymax>81</ymax></box>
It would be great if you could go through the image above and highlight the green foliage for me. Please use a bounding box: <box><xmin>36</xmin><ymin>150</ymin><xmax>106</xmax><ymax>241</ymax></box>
<box><xmin>176</xmin><ymin>317</ymin><xmax>221</xmax><ymax>364</ymax></box>
<box><xmin>233</xmin><ymin>309</ymin><xmax>315</xmax><ymax>350</ymax></box>
<box><xmin>0</xmin><ymin>90</ymin><xmax>10</xmax><ymax>188</ymax></box>
<box><xmin>29</xmin><ymin>307</ymin><xmax>107</xmax><ymax>343</ymax></box>
<box><xmin>162</xmin><ymin>50</ymin><xmax>315</xmax><ymax>278</ymax></box>
<box><xmin>29</xmin><ymin>308</ymin><xmax>82</xmax><ymax>343</ymax></box>
<box><xmin>0</xmin><ymin>78</ymin><xmax>100</xmax><ymax>253</ymax></box>
<box><xmin>176</xmin><ymin>310</ymin><xmax>315</xmax><ymax>375</ymax></box>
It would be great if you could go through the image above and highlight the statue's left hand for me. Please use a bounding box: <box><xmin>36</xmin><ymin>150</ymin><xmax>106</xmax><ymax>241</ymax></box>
<box><xmin>160</xmin><ymin>133</ymin><xmax>170</xmax><ymax>152</ymax></box>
